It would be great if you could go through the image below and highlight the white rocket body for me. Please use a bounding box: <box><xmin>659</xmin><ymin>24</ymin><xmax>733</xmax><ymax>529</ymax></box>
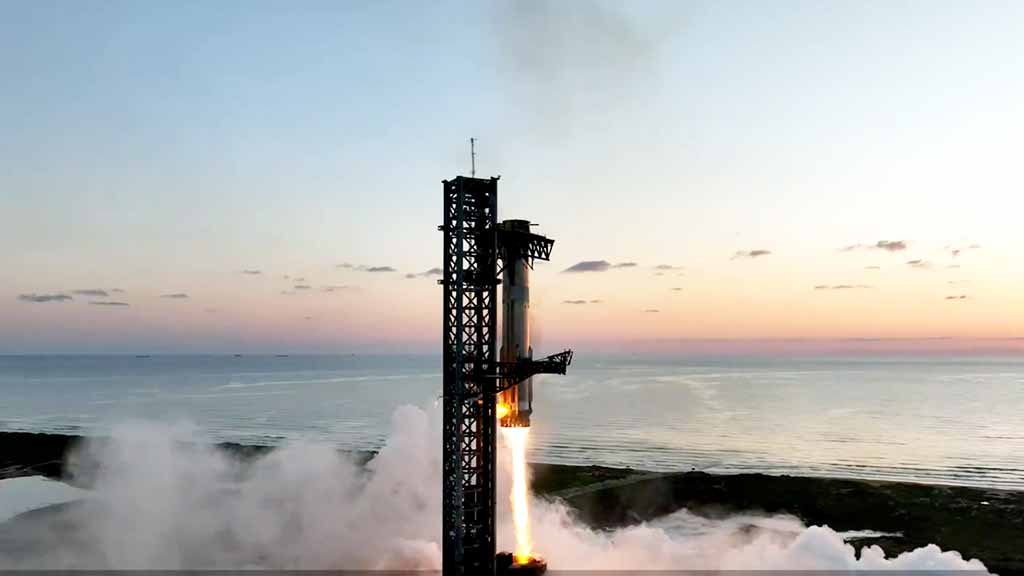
<box><xmin>498</xmin><ymin>220</ymin><xmax>533</xmax><ymax>428</ymax></box>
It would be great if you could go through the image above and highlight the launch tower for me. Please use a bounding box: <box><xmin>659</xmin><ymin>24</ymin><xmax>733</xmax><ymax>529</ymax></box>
<box><xmin>439</xmin><ymin>176</ymin><xmax>571</xmax><ymax>575</ymax></box>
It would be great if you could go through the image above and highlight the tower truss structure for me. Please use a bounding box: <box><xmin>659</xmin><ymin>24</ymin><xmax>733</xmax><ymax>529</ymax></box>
<box><xmin>439</xmin><ymin>176</ymin><xmax>571</xmax><ymax>575</ymax></box>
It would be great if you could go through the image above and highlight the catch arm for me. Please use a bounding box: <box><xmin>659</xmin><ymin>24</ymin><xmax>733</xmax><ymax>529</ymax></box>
<box><xmin>493</xmin><ymin>349</ymin><xmax>573</xmax><ymax>393</ymax></box>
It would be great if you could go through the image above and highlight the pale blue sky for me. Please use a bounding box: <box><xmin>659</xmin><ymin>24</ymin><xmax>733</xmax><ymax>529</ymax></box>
<box><xmin>2</xmin><ymin>1</ymin><xmax>1022</xmax><ymax>353</ymax></box>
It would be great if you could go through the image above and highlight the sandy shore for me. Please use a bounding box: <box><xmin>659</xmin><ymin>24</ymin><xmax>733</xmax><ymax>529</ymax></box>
<box><xmin>2</xmin><ymin>431</ymin><xmax>1022</xmax><ymax>573</ymax></box>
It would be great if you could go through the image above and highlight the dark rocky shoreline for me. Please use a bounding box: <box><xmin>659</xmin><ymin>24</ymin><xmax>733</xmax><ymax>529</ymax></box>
<box><xmin>3</xmin><ymin>432</ymin><xmax>1022</xmax><ymax>573</ymax></box>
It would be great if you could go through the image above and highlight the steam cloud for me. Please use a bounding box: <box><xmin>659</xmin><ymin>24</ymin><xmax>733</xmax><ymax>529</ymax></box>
<box><xmin>0</xmin><ymin>406</ymin><xmax>988</xmax><ymax>571</ymax></box>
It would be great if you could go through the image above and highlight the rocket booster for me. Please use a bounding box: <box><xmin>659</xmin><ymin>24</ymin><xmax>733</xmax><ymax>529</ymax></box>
<box><xmin>498</xmin><ymin>219</ymin><xmax>533</xmax><ymax>428</ymax></box>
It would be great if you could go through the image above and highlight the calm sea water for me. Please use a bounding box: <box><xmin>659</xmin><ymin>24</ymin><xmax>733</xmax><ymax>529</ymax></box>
<box><xmin>1</xmin><ymin>354</ymin><xmax>1022</xmax><ymax>490</ymax></box>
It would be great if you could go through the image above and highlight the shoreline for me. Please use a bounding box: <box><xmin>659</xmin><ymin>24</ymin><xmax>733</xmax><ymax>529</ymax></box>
<box><xmin>2</xmin><ymin>431</ymin><xmax>1022</xmax><ymax>573</ymax></box>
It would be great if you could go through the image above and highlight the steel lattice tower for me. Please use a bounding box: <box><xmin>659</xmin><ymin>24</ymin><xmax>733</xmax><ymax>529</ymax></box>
<box><xmin>441</xmin><ymin>176</ymin><xmax>499</xmax><ymax>574</ymax></box>
<box><xmin>440</xmin><ymin>175</ymin><xmax>572</xmax><ymax>576</ymax></box>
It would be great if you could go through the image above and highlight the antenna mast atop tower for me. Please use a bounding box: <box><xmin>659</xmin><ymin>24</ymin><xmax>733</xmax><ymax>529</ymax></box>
<box><xmin>470</xmin><ymin>138</ymin><xmax>476</xmax><ymax>178</ymax></box>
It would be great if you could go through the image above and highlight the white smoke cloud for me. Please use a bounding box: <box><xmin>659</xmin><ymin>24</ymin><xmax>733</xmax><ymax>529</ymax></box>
<box><xmin>0</xmin><ymin>405</ymin><xmax>988</xmax><ymax>571</ymax></box>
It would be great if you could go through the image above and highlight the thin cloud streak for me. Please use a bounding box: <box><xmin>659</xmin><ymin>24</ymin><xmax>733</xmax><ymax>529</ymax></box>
<box><xmin>406</xmin><ymin>268</ymin><xmax>443</xmax><ymax>279</ymax></box>
<box><xmin>17</xmin><ymin>293</ymin><xmax>72</xmax><ymax>303</ymax></box>
<box><xmin>813</xmin><ymin>284</ymin><xmax>873</xmax><ymax>291</ymax></box>
<box><xmin>841</xmin><ymin>240</ymin><xmax>908</xmax><ymax>252</ymax></box>
<box><xmin>563</xmin><ymin>260</ymin><xmax>611</xmax><ymax>273</ymax></box>
<box><xmin>338</xmin><ymin>263</ymin><xmax>396</xmax><ymax>273</ymax></box>
<box><xmin>732</xmin><ymin>249</ymin><xmax>772</xmax><ymax>259</ymax></box>
<box><xmin>73</xmin><ymin>289</ymin><xmax>109</xmax><ymax>297</ymax></box>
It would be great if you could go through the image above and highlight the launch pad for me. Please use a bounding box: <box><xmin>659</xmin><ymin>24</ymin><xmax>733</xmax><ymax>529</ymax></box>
<box><xmin>497</xmin><ymin>551</ymin><xmax>548</xmax><ymax>575</ymax></box>
<box><xmin>439</xmin><ymin>175</ymin><xmax>570</xmax><ymax>575</ymax></box>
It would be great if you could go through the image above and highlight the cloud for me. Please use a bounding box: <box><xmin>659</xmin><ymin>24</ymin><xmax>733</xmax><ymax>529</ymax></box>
<box><xmin>160</xmin><ymin>293</ymin><xmax>189</xmax><ymax>299</ymax></box>
<box><xmin>111</xmin><ymin>288</ymin><xmax>125</xmax><ymax>293</ymax></box>
<box><xmin>406</xmin><ymin>268</ymin><xmax>443</xmax><ymax>279</ymax></box>
<box><xmin>322</xmin><ymin>285</ymin><xmax>352</xmax><ymax>293</ymax></box>
<box><xmin>875</xmin><ymin>240</ymin><xmax>906</xmax><ymax>252</ymax></box>
<box><xmin>643</xmin><ymin>308</ymin><xmax>660</xmax><ymax>313</ymax></box>
<box><xmin>293</xmin><ymin>285</ymin><xmax>312</xmax><ymax>291</ymax></box>
<box><xmin>945</xmin><ymin>295</ymin><xmax>969</xmax><ymax>300</ymax></box>
<box><xmin>654</xmin><ymin>264</ymin><xmax>683</xmax><ymax>271</ymax></box>
<box><xmin>947</xmin><ymin>243</ymin><xmax>982</xmax><ymax>258</ymax></box>
<box><xmin>841</xmin><ymin>240</ymin><xmax>908</xmax><ymax>252</ymax></box>
<box><xmin>732</xmin><ymin>250</ymin><xmax>772</xmax><ymax>260</ymax></box>
<box><xmin>813</xmin><ymin>284</ymin><xmax>873</xmax><ymax>291</ymax></box>
<box><xmin>241</xmin><ymin>269</ymin><xmax>262</xmax><ymax>275</ymax></box>
<box><xmin>947</xmin><ymin>264</ymin><xmax>961</xmax><ymax>269</ymax></box>
<box><xmin>563</xmin><ymin>299</ymin><xmax>588</xmax><ymax>305</ymax></box>
<box><xmin>294</xmin><ymin>277</ymin><xmax>306</xmax><ymax>282</ymax></box>
<box><xmin>612</xmin><ymin>262</ymin><xmax>637</xmax><ymax>268</ymax></box>
<box><xmin>73</xmin><ymin>289</ymin><xmax>109</xmax><ymax>297</ymax></box>
<box><xmin>671</xmin><ymin>287</ymin><xmax>683</xmax><ymax>292</ymax></box>
<box><xmin>18</xmin><ymin>293</ymin><xmax>72</xmax><ymax>303</ymax></box>
<box><xmin>589</xmin><ymin>299</ymin><xmax>603</xmax><ymax>304</ymax></box>
<box><xmin>90</xmin><ymin>301</ymin><xmax>130</xmax><ymax>307</ymax></box>
<box><xmin>563</xmin><ymin>260</ymin><xmax>611</xmax><ymax>273</ymax></box>
<box><xmin>303</xmin><ymin>315</ymin><xmax>314</xmax><ymax>320</ymax></box>
<box><xmin>906</xmin><ymin>260</ymin><xmax>931</xmax><ymax>269</ymax></box>
<box><xmin>340</xmin><ymin>264</ymin><xmax>396</xmax><ymax>273</ymax></box>
<box><xmin>864</xmin><ymin>266</ymin><xmax>881</xmax><ymax>270</ymax></box>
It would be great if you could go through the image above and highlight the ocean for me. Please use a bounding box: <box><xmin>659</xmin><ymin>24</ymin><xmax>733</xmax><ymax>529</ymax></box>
<box><xmin>1</xmin><ymin>354</ymin><xmax>1022</xmax><ymax>490</ymax></box>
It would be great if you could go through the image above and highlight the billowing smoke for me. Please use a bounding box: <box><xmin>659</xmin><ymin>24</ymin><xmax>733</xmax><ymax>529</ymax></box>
<box><xmin>1</xmin><ymin>405</ymin><xmax>988</xmax><ymax>571</ymax></box>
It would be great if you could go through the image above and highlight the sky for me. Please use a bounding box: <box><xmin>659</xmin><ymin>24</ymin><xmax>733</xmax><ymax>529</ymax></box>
<box><xmin>2</xmin><ymin>0</ymin><xmax>1023</xmax><ymax>354</ymax></box>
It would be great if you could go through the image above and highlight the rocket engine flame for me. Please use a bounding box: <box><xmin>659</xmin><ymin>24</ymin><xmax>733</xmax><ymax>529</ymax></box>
<box><xmin>496</xmin><ymin>403</ymin><xmax>511</xmax><ymax>420</ymax></box>
<box><xmin>501</xmin><ymin>425</ymin><xmax>533</xmax><ymax>564</ymax></box>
